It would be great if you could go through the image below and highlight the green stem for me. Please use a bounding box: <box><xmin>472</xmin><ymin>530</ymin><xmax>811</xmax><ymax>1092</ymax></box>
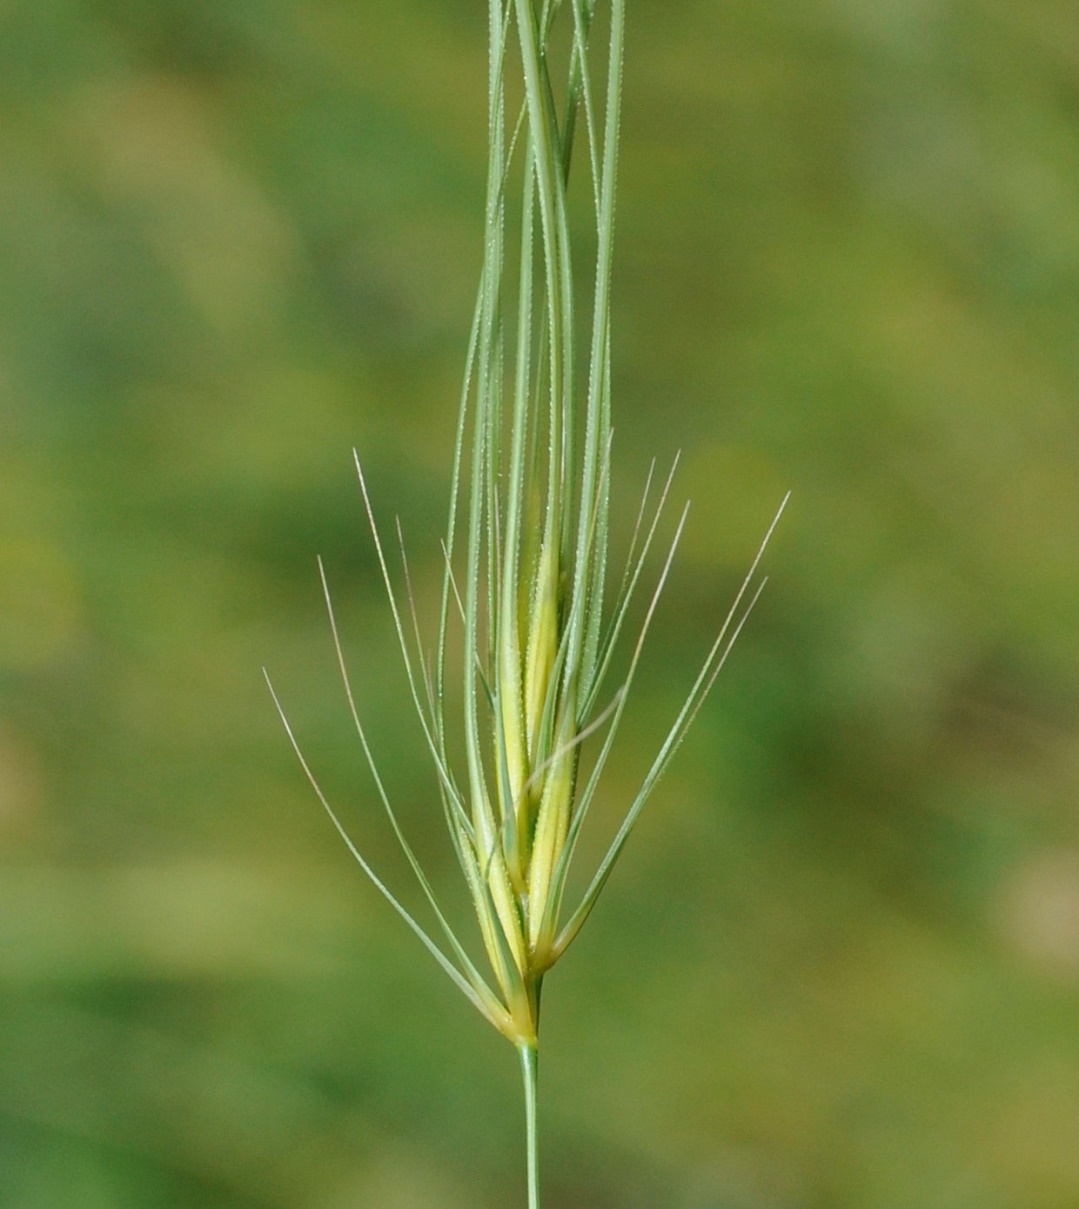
<box><xmin>518</xmin><ymin>1042</ymin><xmax>540</xmax><ymax>1209</ymax></box>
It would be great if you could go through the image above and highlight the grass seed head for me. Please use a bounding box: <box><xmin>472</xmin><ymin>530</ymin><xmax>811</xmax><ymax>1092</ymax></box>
<box><xmin>273</xmin><ymin>0</ymin><xmax>785</xmax><ymax>1055</ymax></box>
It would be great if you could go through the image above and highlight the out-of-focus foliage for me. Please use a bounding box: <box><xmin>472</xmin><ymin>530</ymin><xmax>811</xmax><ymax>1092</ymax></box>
<box><xmin>2</xmin><ymin>2</ymin><xmax>1078</xmax><ymax>1206</ymax></box>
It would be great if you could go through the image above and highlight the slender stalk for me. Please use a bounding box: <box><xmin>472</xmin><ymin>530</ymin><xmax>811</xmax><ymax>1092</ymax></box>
<box><xmin>518</xmin><ymin>1042</ymin><xmax>541</xmax><ymax>1209</ymax></box>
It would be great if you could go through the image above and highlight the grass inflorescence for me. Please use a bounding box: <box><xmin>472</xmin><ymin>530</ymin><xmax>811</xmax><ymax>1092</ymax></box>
<box><xmin>267</xmin><ymin>2</ymin><xmax>786</xmax><ymax>1204</ymax></box>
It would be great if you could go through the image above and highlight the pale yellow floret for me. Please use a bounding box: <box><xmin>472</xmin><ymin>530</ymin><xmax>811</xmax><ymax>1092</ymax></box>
<box><xmin>497</xmin><ymin>627</ymin><xmax>529</xmax><ymax>835</ymax></box>
<box><xmin>525</xmin><ymin>733</ymin><xmax>576</xmax><ymax>954</ymax></box>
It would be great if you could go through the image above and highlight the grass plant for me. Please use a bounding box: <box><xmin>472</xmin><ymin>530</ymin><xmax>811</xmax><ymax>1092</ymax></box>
<box><xmin>268</xmin><ymin>2</ymin><xmax>786</xmax><ymax>1204</ymax></box>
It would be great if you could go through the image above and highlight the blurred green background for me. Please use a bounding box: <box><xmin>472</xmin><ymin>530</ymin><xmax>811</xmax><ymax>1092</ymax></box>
<box><xmin>3</xmin><ymin>2</ymin><xmax>1079</xmax><ymax>1207</ymax></box>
